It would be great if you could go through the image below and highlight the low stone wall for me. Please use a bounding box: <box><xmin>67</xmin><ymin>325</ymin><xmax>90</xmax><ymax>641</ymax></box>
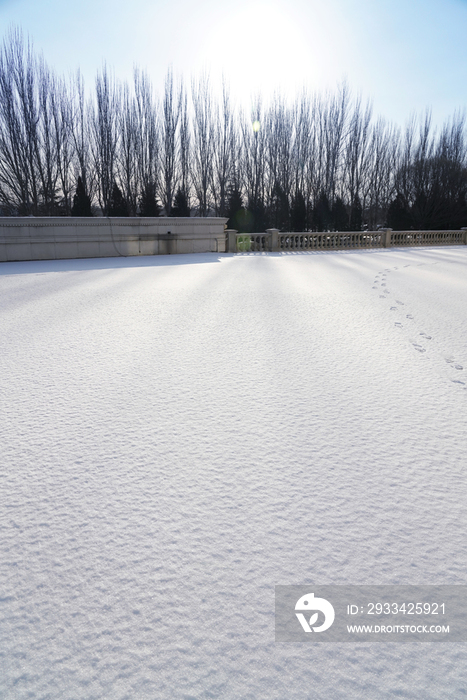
<box><xmin>226</xmin><ymin>228</ymin><xmax>467</xmax><ymax>253</ymax></box>
<box><xmin>0</xmin><ymin>217</ymin><xmax>228</xmax><ymax>262</ymax></box>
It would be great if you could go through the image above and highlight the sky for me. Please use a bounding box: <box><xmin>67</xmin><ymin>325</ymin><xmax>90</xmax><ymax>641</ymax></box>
<box><xmin>0</xmin><ymin>0</ymin><xmax>467</xmax><ymax>128</ymax></box>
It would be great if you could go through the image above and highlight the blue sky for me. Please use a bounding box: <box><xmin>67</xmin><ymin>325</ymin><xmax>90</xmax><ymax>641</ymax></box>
<box><xmin>1</xmin><ymin>0</ymin><xmax>466</xmax><ymax>127</ymax></box>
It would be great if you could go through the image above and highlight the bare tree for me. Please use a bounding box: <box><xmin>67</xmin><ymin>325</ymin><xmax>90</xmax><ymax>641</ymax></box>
<box><xmin>117</xmin><ymin>82</ymin><xmax>138</xmax><ymax>214</ymax></box>
<box><xmin>212</xmin><ymin>78</ymin><xmax>234</xmax><ymax>216</ymax></box>
<box><xmin>178</xmin><ymin>81</ymin><xmax>190</xmax><ymax>208</ymax></box>
<box><xmin>161</xmin><ymin>68</ymin><xmax>182</xmax><ymax>215</ymax></box>
<box><xmin>364</xmin><ymin>118</ymin><xmax>399</xmax><ymax>228</ymax></box>
<box><xmin>342</xmin><ymin>96</ymin><xmax>372</xmax><ymax>224</ymax></box>
<box><xmin>70</xmin><ymin>70</ymin><xmax>96</xmax><ymax>209</ymax></box>
<box><xmin>132</xmin><ymin>68</ymin><xmax>160</xmax><ymax>215</ymax></box>
<box><xmin>191</xmin><ymin>73</ymin><xmax>214</xmax><ymax>216</ymax></box>
<box><xmin>240</xmin><ymin>95</ymin><xmax>266</xmax><ymax>207</ymax></box>
<box><xmin>90</xmin><ymin>66</ymin><xmax>120</xmax><ymax>214</ymax></box>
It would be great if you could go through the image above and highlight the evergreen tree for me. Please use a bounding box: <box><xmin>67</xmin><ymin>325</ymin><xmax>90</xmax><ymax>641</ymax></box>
<box><xmin>171</xmin><ymin>188</ymin><xmax>190</xmax><ymax>217</ymax></box>
<box><xmin>387</xmin><ymin>193</ymin><xmax>412</xmax><ymax>230</ymax></box>
<box><xmin>269</xmin><ymin>182</ymin><xmax>290</xmax><ymax>231</ymax></box>
<box><xmin>349</xmin><ymin>195</ymin><xmax>363</xmax><ymax>231</ymax></box>
<box><xmin>248</xmin><ymin>197</ymin><xmax>268</xmax><ymax>233</ymax></box>
<box><xmin>290</xmin><ymin>190</ymin><xmax>307</xmax><ymax>232</ymax></box>
<box><xmin>139</xmin><ymin>182</ymin><xmax>161</xmax><ymax>217</ymax></box>
<box><xmin>313</xmin><ymin>192</ymin><xmax>331</xmax><ymax>231</ymax></box>
<box><xmin>331</xmin><ymin>197</ymin><xmax>348</xmax><ymax>231</ymax></box>
<box><xmin>71</xmin><ymin>176</ymin><xmax>92</xmax><ymax>216</ymax></box>
<box><xmin>108</xmin><ymin>182</ymin><xmax>129</xmax><ymax>216</ymax></box>
<box><xmin>226</xmin><ymin>186</ymin><xmax>245</xmax><ymax>230</ymax></box>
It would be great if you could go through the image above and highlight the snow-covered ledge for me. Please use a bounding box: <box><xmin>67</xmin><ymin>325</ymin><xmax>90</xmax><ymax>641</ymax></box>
<box><xmin>0</xmin><ymin>217</ymin><xmax>228</xmax><ymax>262</ymax></box>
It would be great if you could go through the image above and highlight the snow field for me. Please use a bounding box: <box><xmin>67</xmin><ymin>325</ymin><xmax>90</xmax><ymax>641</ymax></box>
<box><xmin>1</xmin><ymin>247</ymin><xmax>466</xmax><ymax>699</ymax></box>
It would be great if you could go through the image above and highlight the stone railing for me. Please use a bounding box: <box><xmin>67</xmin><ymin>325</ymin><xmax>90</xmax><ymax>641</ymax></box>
<box><xmin>388</xmin><ymin>230</ymin><xmax>465</xmax><ymax>246</ymax></box>
<box><xmin>0</xmin><ymin>217</ymin><xmax>228</xmax><ymax>262</ymax></box>
<box><xmin>226</xmin><ymin>228</ymin><xmax>467</xmax><ymax>253</ymax></box>
<box><xmin>278</xmin><ymin>231</ymin><xmax>384</xmax><ymax>250</ymax></box>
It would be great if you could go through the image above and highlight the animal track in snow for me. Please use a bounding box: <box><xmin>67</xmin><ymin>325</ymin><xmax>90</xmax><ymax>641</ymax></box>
<box><xmin>390</xmin><ymin>306</ymin><xmax>397</xmax><ymax>311</ymax></box>
<box><xmin>395</xmin><ymin>322</ymin><xmax>403</xmax><ymax>327</ymax></box>
<box><xmin>406</xmin><ymin>314</ymin><xmax>414</xmax><ymax>320</ymax></box>
<box><xmin>420</xmin><ymin>332</ymin><xmax>432</xmax><ymax>340</ymax></box>
<box><xmin>396</xmin><ymin>300</ymin><xmax>404</xmax><ymax>305</ymax></box>
<box><xmin>412</xmin><ymin>343</ymin><xmax>426</xmax><ymax>353</ymax></box>
<box><xmin>445</xmin><ymin>359</ymin><xmax>463</xmax><ymax>370</ymax></box>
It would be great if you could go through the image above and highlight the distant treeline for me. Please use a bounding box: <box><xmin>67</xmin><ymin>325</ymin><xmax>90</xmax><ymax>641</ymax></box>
<box><xmin>1</xmin><ymin>29</ymin><xmax>467</xmax><ymax>231</ymax></box>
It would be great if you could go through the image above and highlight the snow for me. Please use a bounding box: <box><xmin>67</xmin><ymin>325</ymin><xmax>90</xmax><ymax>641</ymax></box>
<box><xmin>1</xmin><ymin>247</ymin><xmax>466</xmax><ymax>699</ymax></box>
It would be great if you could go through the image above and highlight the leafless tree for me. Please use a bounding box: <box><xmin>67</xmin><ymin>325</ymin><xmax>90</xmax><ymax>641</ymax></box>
<box><xmin>90</xmin><ymin>66</ymin><xmax>120</xmax><ymax>214</ymax></box>
<box><xmin>240</xmin><ymin>95</ymin><xmax>266</xmax><ymax>207</ymax></box>
<box><xmin>116</xmin><ymin>83</ymin><xmax>138</xmax><ymax>214</ymax></box>
<box><xmin>342</xmin><ymin>96</ymin><xmax>372</xmax><ymax>220</ymax></box>
<box><xmin>178</xmin><ymin>81</ymin><xmax>190</xmax><ymax>207</ymax></box>
<box><xmin>161</xmin><ymin>68</ymin><xmax>182</xmax><ymax>215</ymax></box>
<box><xmin>191</xmin><ymin>73</ymin><xmax>214</xmax><ymax>216</ymax></box>
<box><xmin>70</xmin><ymin>70</ymin><xmax>96</xmax><ymax>207</ymax></box>
<box><xmin>212</xmin><ymin>78</ymin><xmax>234</xmax><ymax>216</ymax></box>
<box><xmin>132</xmin><ymin>68</ymin><xmax>160</xmax><ymax>214</ymax></box>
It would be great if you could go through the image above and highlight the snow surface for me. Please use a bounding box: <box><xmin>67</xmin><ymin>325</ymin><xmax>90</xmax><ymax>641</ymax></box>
<box><xmin>1</xmin><ymin>247</ymin><xmax>466</xmax><ymax>699</ymax></box>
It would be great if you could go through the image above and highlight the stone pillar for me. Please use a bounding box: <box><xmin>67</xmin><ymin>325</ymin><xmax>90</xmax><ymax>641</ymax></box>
<box><xmin>461</xmin><ymin>227</ymin><xmax>467</xmax><ymax>244</ymax></box>
<box><xmin>381</xmin><ymin>228</ymin><xmax>393</xmax><ymax>247</ymax></box>
<box><xmin>266</xmin><ymin>228</ymin><xmax>279</xmax><ymax>252</ymax></box>
<box><xmin>226</xmin><ymin>229</ymin><xmax>238</xmax><ymax>253</ymax></box>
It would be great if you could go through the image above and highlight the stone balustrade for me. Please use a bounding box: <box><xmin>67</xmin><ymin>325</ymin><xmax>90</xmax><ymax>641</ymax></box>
<box><xmin>227</xmin><ymin>228</ymin><xmax>467</xmax><ymax>253</ymax></box>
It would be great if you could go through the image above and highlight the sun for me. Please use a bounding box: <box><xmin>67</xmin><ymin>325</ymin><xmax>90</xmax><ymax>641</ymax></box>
<box><xmin>198</xmin><ymin>0</ymin><xmax>321</xmax><ymax>106</ymax></box>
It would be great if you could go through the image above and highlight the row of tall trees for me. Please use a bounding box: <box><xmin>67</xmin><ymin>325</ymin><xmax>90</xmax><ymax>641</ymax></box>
<box><xmin>1</xmin><ymin>29</ymin><xmax>467</xmax><ymax>230</ymax></box>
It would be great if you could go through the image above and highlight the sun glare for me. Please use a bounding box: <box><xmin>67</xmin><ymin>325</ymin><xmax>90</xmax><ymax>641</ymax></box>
<box><xmin>198</xmin><ymin>0</ymin><xmax>330</xmax><ymax>106</ymax></box>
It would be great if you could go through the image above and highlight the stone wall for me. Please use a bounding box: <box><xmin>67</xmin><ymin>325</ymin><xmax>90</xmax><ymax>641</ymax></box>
<box><xmin>0</xmin><ymin>217</ymin><xmax>228</xmax><ymax>262</ymax></box>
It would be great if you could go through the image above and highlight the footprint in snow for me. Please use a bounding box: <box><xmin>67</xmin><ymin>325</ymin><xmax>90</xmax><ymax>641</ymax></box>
<box><xmin>412</xmin><ymin>343</ymin><xmax>426</xmax><ymax>353</ymax></box>
<box><xmin>379</xmin><ymin>295</ymin><xmax>386</xmax><ymax>299</ymax></box>
<box><xmin>445</xmin><ymin>359</ymin><xmax>463</xmax><ymax>369</ymax></box>
<box><xmin>406</xmin><ymin>314</ymin><xmax>414</xmax><ymax>320</ymax></box>
<box><xmin>372</xmin><ymin>286</ymin><xmax>378</xmax><ymax>289</ymax></box>
<box><xmin>390</xmin><ymin>306</ymin><xmax>397</xmax><ymax>311</ymax></box>
<box><xmin>452</xmin><ymin>379</ymin><xmax>465</xmax><ymax>385</ymax></box>
<box><xmin>420</xmin><ymin>332</ymin><xmax>432</xmax><ymax>340</ymax></box>
<box><xmin>396</xmin><ymin>300</ymin><xmax>404</xmax><ymax>305</ymax></box>
<box><xmin>395</xmin><ymin>322</ymin><xmax>403</xmax><ymax>327</ymax></box>
<box><xmin>381</xmin><ymin>283</ymin><xmax>386</xmax><ymax>286</ymax></box>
